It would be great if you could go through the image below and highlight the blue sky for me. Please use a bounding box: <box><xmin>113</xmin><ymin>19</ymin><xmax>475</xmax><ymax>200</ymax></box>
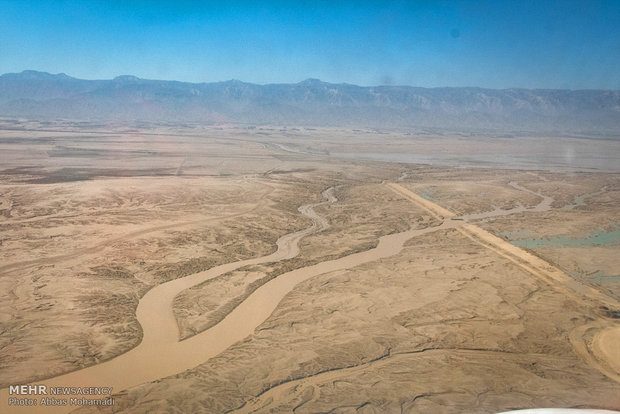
<box><xmin>1</xmin><ymin>0</ymin><xmax>619</xmax><ymax>88</ymax></box>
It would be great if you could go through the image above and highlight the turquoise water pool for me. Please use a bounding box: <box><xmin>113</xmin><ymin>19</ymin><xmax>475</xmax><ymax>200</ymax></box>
<box><xmin>589</xmin><ymin>271</ymin><xmax>620</xmax><ymax>284</ymax></box>
<box><xmin>509</xmin><ymin>227</ymin><xmax>620</xmax><ymax>248</ymax></box>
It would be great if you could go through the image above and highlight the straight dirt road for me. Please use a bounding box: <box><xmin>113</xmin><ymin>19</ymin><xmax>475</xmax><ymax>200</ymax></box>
<box><xmin>387</xmin><ymin>182</ymin><xmax>620</xmax><ymax>386</ymax></box>
<box><xmin>3</xmin><ymin>183</ymin><xmax>618</xmax><ymax>413</ymax></box>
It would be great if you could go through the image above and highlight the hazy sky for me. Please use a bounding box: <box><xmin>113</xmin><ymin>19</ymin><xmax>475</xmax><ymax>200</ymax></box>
<box><xmin>1</xmin><ymin>0</ymin><xmax>619</xmax><ymax>88</ymax></box>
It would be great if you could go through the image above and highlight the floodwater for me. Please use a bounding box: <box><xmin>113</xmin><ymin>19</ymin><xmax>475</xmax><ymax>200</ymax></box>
<box><xmin>589</xmin><ymin>271</ymin><xmax>620</xmax><ymax>284</ymax></box>
<box><xmin>563</xmin><ymin>187</ymin><xmax>607</xmax><ymax>211</ymax></box>
<box><xmin>331</xmin><ymin>151</ymin><xmax>620</xmax><ymax>172</ymax></box>
<box><xmin>509</xmin><ymin>227</ymin><xmax>620</xmax><ymax>248</ymax></box>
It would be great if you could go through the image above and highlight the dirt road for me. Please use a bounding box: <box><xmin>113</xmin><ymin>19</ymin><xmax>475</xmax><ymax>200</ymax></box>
<box><xmin>2</xmin><ymin>183</ymin><xmax>617</xmax><ymax>413</ymax></box>
<box><xmin>387</xmin><ymin>182</ymin><xmax>620</xmax><ymax>386</ymax></box>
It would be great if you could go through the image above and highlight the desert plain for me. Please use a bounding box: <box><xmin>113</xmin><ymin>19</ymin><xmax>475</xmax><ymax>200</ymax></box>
<box><xmin>0</xmin><ymin>120</ymin><xmax>619</xmax><ymax>413</ymax></box>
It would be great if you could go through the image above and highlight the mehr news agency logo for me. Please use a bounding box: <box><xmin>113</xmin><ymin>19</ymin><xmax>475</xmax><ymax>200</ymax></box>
<box><xmin>8</xmin><ymin>384</ymin><xmax>115</xmax><ymax>407</ymax></box>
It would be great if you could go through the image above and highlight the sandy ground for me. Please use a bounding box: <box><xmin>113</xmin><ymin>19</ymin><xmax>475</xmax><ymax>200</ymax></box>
<box><xmin>0</xmin><ymin>120</ymin><xmax>618</xmax><ymax>413</ymax></box>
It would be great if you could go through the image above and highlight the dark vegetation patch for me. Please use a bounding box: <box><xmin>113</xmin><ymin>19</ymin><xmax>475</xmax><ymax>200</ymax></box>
<box><xmin>47</xmin><ymin>146</ymin><xmax>159</xmax><ymax>158</ymax></box>
<box><xmin>268</xmin><ymin>168</ymin><xmax>316</xmax><ymax>175</ymax></box>
<box><xmin>153</xmin><ymin>257</ymin><xmax>224</xmax><ymax>283</ymax></box>
<box><xmin>1</xmin><ymin>167</ymin><xmax>178</xmax><ymax>184</ymax></box>
<box><xmin>599</xmin><ymin>306</ymin><xmax>620</xmax><ymax>319</ymax></box>
<box><xmin>82</xmin><ymin>265</ymin><xmax>134</xmax><ymax>280</ymax></box>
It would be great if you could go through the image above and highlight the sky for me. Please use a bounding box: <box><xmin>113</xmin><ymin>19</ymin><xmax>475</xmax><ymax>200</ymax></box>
<box><xmin>1</xmin><ymin>0</ymin><xmax>619</xmax><ymax>89</ymax></box>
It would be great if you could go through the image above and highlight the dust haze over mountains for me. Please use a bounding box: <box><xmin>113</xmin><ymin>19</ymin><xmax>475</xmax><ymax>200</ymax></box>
<box><xmin>1</xmin><ymin>70</ymin><xmax>619</xmax><ymax>134</ymax></box>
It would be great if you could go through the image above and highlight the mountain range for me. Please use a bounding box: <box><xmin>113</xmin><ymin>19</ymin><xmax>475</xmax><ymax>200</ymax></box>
<box><xmin>1</xmin><ymin>70</ymin><xmax>619</xmax><ymax>133</ymax></box>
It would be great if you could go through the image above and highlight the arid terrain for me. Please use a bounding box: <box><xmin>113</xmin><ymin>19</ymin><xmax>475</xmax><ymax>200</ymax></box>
<box><xmin>0</xmin><ymin>120</ymin><xmax>619</xmax><ymax>413</ymax></box>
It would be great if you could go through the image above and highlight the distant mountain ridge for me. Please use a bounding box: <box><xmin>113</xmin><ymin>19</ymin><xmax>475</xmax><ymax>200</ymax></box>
<box><xmin>1</xmin><ymin>70</ymin><xmax>619</xmax><ymax>132</ymax></box>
